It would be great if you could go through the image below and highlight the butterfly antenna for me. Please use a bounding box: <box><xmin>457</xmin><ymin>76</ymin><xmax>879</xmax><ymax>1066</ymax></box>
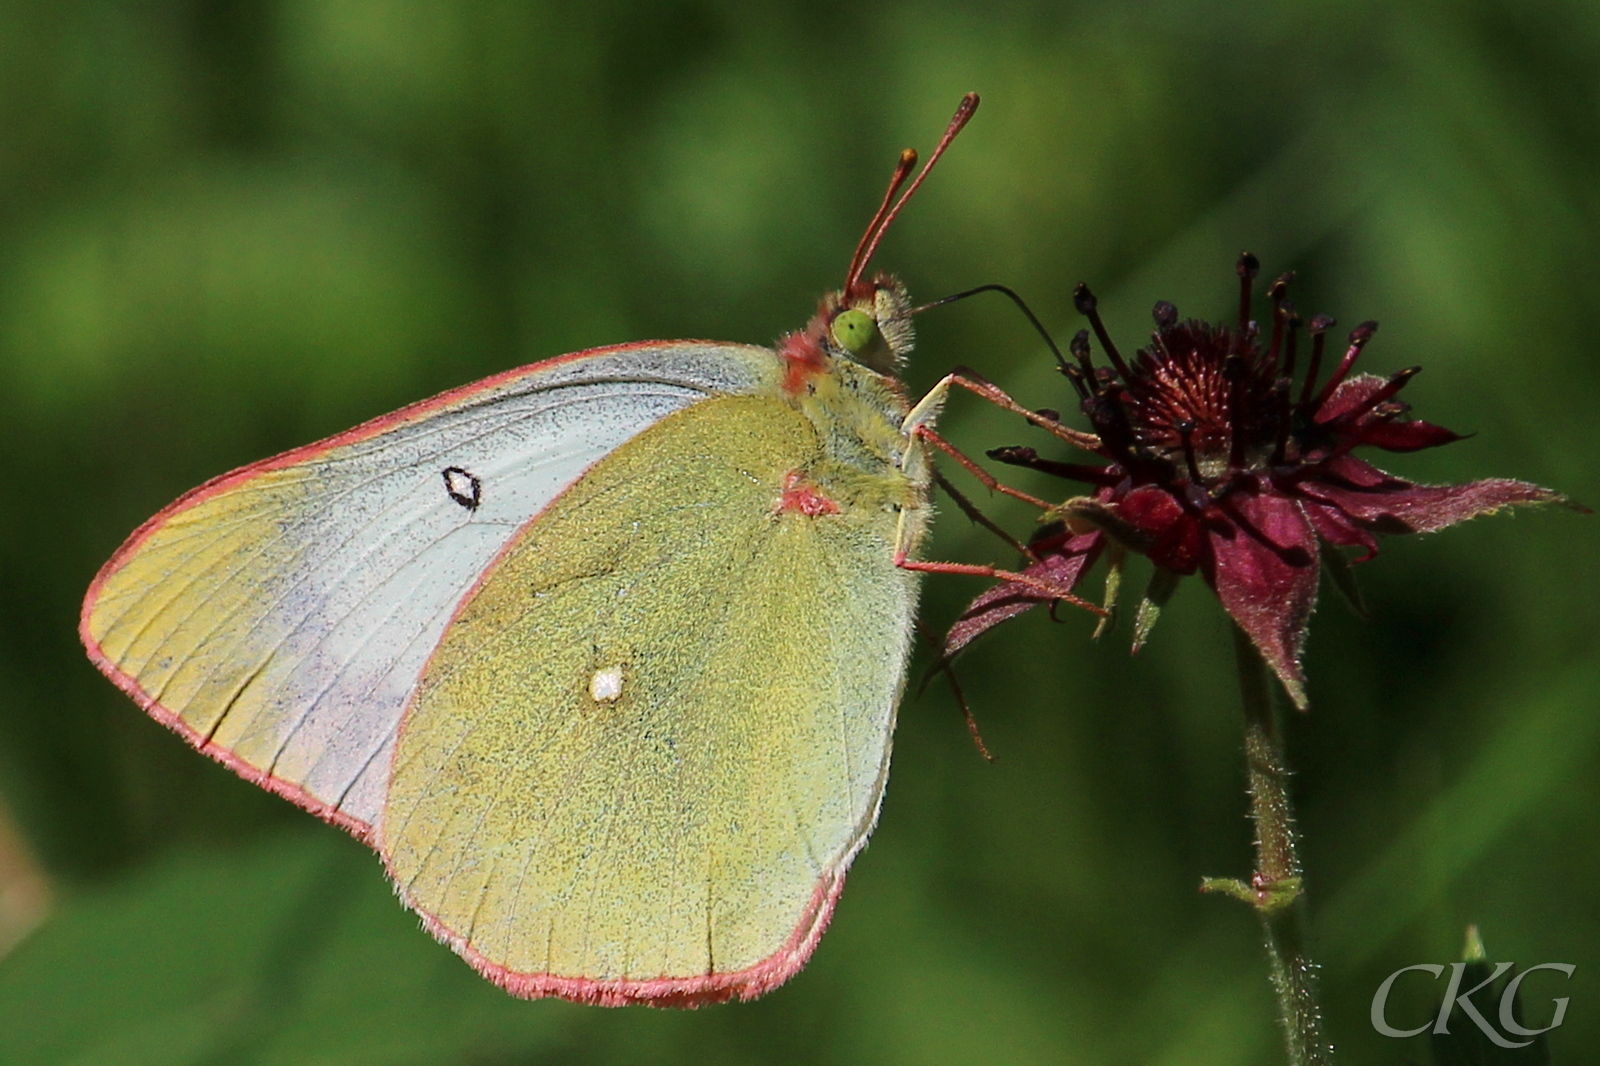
<box><xmin>843</xmin><ymin>149</ymin><xmax>918</xmax><ymax>297</ymax></box>
<box><xmin>843</xmin><ymin>92</ymin><xmax>980</xmax><ymax>295</ymax></box>
<box><xmin>914</xmin><ymin>283</ymin><xmax>1068</xmax><ymax>370</ymax></box>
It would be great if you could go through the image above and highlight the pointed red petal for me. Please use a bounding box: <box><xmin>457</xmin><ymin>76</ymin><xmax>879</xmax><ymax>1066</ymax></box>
<box><xmin>1315</xmin><ymin>374</ymin><xmax>1466</xmax><ymax>452</ymax></box>
<box><xmin>1348</xmin><ymin>419</ymin><xmax>1466</xmax><ymax>452</ymax></box>
<box><xmin>1202</xmin><ymin>487</ymin><xmax>1319</xmax><ymax>710</ymax></box>
<box><xmin>1315</xmin><ymin>374</ymin><xmax>1391</xmax><ymax>423</ymax></box>
<box><xmin>1300</xmin><ymin>495</ymin><xmax>1379</xmax><ymax>561</ymax></box>
<box><xmin>941</xmin><ymin>535</ymin><xmax>1104</xmax><ymax>658</ymax></box>
<box><xmin>1298</xmin><ymin>456</ymin><xmax>1565</xmax><ymax>534</ymax></box>
<box><xmin>1315</xmin><ymin>454</ymin><xmax>1393</xmax><ymax>488</ymax></box>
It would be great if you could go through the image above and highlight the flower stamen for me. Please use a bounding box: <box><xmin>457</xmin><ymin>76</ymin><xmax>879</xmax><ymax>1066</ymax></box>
<box><xmin>1236</xmin><ymin>252</ymin><xmax>1260</xmax><ymax>337</ymax></box>
<box><xmin>1069</xmin><ymin>329</ymin><xmax>1096</xmax><ymax>390</ymax></box>
<box><xmin>1309</xmin><ymin>321</ymin><xmax>1379</xmax><ymax>411</ymax></box>
<box><xmin>1271</xmin><ymin>377</ymin><xmax>1294</xmax><ymax>466</ymax></box>
<box><xmin>1060</xmin><ymin>362</ymin><xmax>1092</xmax><ymax>400</ymax></box>
<box><xmin>1266</xmin><ymin>272</ymin><xmax>1294</xmax><ymax>371</ymax></box>
<box><xmin>987</xmin><ymin>446</ymin><xmax>1122</xmax><ymax>487</ymax></box>
<box><xmin>1298</xmin><ymin>315</ymin><xmax>1335</xmax><ymax>408</ymax></box>
<box><xmin>1152</xmin><ymin>300</ymin><xmax>1178</xmax><ymax>330</ymax></box>
<box><xmin>1279</xmin><ymin>301</ymin><xmax>1301</xmax><ymax>381</ymax></box>
<box><xmin>1074</xmin><ymin>283</ymin><xmax>1133</xmax><ymax>380</ymax></box>
<box><xmin>1299</xmin><ymin>315</ymin><xmax>1337</xmax><ymax>406</ymax></box>
<box><xmin>1225</xmin><ymin>351</ymin><xmax>1250</xmax><ymax>470</ymax></box>
<box><xmin>1176</xmin><ymin>420</ymin><xmax>1206</xmax><ymax>484</ymax></box>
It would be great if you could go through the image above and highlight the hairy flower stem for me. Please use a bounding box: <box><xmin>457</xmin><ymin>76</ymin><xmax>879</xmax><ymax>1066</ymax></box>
<box><xmin>1230</xmin><ymin>622</ymin><xmax>1333</xmax><ymax>1065</ymax></box>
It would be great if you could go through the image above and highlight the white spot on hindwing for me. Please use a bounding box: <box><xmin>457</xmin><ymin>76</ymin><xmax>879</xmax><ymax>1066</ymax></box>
<box><xmin>589</xmin><ymin>665</ymin><xmax>625</xmax><ymax>703</ymax></box>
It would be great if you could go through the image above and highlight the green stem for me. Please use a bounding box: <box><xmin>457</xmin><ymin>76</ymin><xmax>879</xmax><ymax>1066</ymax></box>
<box><xmin>1230</xmin><ymin>622</ymin><xmax>1333</xmax><ymax>1066</ymax></box>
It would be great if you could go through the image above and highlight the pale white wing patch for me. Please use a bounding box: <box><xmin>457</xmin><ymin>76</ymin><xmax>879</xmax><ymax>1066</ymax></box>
<box><xmin>84</xmin><ymin>342</ymin><xmax>777</xmax><ymax>834</ymax></box>
<box><xmin>588</xmin><ymin>665</ymin><xmax>626</xmax><ymax>704</ymax></box>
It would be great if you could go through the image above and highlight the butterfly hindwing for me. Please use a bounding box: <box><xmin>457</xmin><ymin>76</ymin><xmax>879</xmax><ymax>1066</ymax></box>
<box><xmin>382</xmin><ymin>392</ymin><xmax>917</xmax><ymax>1004</ymax></box>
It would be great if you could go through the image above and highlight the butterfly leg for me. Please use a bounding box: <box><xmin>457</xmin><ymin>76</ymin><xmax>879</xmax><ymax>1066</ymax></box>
<box><xmin>892</xmin><ymin>553</ymin><xmax>1102</xmax><ymax>614</ymax></box>
<box><xmin>892</xmin><ymin>372</ymin><xmax>1105</xmax><ymax>614</ymax></box>
<box><xmin>891</xmin><ymin>451</ymin><xmax>1100</xmax><ymax>612</ymax></box>
<box><xmin>934</xmin><ymin>369</ymin><xmax>1107</xmax><ymax>448</ymax></box>
<box><xmin>931</xmin><ymin>469</ymin><xmax>1035</xmax><ymax>559</ymax></box>
<box><xmin>900</xmin><ymin>369</ymin><xmax>1101</xmax><ymax>511</ymax></box>
<box><xmin>915</xmin><ymin>427</ymin><xmax>1055</xmax><ymax>511</ymax></box>
<box><xmin>912</xmin><ymin>618</ymin><xmax>993</xmax><ymax>761</ymax></box>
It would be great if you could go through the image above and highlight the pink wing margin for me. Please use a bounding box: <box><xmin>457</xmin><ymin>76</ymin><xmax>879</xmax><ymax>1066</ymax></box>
<box><xmin>416</xmin><ymin>871</ymin><xmax>848</xmax><ymax>1007</ymax></box>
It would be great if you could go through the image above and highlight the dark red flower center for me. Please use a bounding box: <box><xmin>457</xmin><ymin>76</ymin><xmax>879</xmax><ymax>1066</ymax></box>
<box><xmin>1047</xmin><ymin>255</ymin><xmax>1387</xmax><ymax>501</ymax></box>
<box><xmin>1121</xmin><ymin>319</ymin><xmax>1277</xmax><ymax>477</ymax></box>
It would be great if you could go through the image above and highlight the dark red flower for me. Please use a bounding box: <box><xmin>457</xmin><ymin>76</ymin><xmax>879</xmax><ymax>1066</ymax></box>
<box><xmin>947</xmin><ymin>255</ymin><xmax>1571</xmax><ymax>708</ymax></box>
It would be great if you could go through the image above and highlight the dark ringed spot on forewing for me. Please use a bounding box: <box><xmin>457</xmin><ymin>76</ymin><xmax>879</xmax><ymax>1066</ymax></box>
<box><xmin>442</xmin><ymin>466</ymin><xmax>482</xmax><ymax>511</ymax></box>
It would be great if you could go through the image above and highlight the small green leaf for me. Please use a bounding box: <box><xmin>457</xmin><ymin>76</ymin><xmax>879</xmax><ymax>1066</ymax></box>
<box><xmin>1198</xmin><ymin>876</ymin><xmax>1302</xmax><ymax>915</ymax></box>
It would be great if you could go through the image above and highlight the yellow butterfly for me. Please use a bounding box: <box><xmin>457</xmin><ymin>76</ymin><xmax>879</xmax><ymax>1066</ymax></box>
<box><xmin>81</xmin><ymin>95</ymin><xmax>1030</xmax><ymax>1007</ymax></box>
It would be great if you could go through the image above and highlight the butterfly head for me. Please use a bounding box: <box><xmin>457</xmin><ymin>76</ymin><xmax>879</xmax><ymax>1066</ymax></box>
<box><xmin>780</xmin><ymin>95</ymin><xmax>977</xmax><ymax>389</ymax></box>
<box><xmin>828</xmin><ymin>276</ymin><xmax>915</xmax><ymax>373</ymax></box>
<box><xmin>780</xmin><ymin>277</ymin><xmax>914</xmax><ymax>390</ymax></box>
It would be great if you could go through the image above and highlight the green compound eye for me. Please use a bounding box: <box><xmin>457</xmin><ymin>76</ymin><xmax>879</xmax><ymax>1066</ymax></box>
<box><xmin>830</xmin><ymin>308</ymin><xmax>879</xmax><ymax>355</ymax></box>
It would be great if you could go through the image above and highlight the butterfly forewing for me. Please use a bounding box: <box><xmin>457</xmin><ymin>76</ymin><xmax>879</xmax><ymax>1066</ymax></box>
<box><xmin>81</xmin><ymin>342</ymin><xmax>777</xmax><ymax>833</ymax></box>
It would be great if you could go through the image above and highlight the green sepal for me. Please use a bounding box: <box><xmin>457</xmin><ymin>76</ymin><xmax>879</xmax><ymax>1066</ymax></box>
<box><xmin>1092</xmin><ymin>545</ymin><xmax>1125</xmax><ymax>641</ymax></box>
<box><xmin>1132</xmin><ymin>566</ymin><xmax>1181</xmax><ymax>654</ymax></box>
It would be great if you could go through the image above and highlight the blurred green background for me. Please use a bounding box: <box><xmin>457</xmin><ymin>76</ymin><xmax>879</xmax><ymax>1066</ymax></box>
<box><xmin>0</xmin><ymin>1</ymin><xmax>1595</xmax><ymax>1063</ymax></box>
